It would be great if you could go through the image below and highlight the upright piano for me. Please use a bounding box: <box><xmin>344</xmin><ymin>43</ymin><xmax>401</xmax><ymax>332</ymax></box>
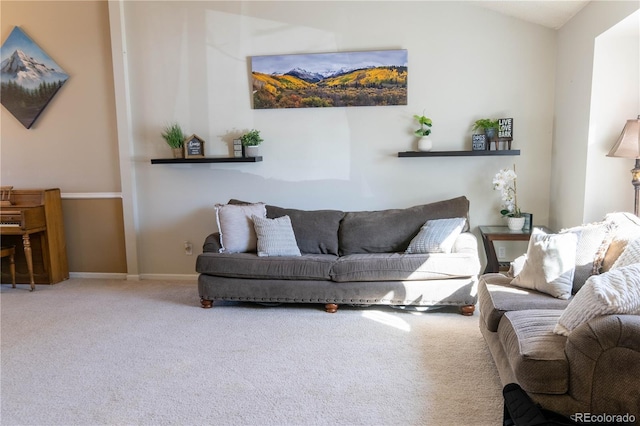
<box><xmin>1</xmin><ymin>188</ymin><xmax>69</xmax><ymax>284</ymax></box>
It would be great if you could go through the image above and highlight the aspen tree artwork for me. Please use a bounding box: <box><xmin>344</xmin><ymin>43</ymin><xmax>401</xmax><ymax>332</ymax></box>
<box><xmin>251</xmin><ymin>50</ymin><xmax>407</xmax><ymax>109</ymax></box>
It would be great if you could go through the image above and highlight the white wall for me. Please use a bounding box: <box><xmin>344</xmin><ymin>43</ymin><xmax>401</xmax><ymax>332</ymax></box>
<box><xmin>113</xmin><ymin>1</ymin><xmax>558</xmax><ymax>276</ymax></box>
<box><xmin>550</xmin><ymin>1</ymin><xmax>639</xmax><ymax>230</ymax></box>
<box><xmin>585</xmin><ymin>10</ymin><xmax>640</xmax><ymax>222</ymax></box>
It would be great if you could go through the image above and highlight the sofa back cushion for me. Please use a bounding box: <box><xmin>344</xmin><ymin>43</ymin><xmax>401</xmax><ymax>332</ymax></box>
<box><xmin>266</xmin><ymin>206</ymin><xmax>345</xmax><ymax>255</ymax></box>
<box><xmin>338</xmin><ymin>196</ymin><xmax>470</xmax><ymax>255</ymax></box>
<box><xmin>228</xmin><ymin>199</ymin><xmax>345</xmax><ymax>255</ymax></box>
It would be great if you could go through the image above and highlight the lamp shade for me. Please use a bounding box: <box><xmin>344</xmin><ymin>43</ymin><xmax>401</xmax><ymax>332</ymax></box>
<box><xmin>608</xmin><ymin>116</ymin><xmax>640</xmax><ymax>159</ymax></box>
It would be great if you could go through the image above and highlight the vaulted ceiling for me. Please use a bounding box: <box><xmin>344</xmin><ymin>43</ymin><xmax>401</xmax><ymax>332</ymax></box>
<box><xmin>474</xmin><ymin>1</ymin><xmax>590</xmax><ymax>29</ymax></box>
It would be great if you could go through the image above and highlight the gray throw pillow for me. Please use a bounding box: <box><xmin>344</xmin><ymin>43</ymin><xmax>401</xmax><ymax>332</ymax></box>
<box><xmin>405</xmin><ymin>217</ymin><xmax>466</xmax><ymax>254</ymax></box>
<box><xmin>252</xmin><ymin>215</ymin><xmax>301</xmax><ymax>257</ymax></box>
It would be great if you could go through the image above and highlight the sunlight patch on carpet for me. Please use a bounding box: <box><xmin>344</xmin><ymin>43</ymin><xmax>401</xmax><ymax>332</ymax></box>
<box><xmin>361</xmin><ymin>310</ymin><xmax>411</xmax><ymax>332</ymax></box>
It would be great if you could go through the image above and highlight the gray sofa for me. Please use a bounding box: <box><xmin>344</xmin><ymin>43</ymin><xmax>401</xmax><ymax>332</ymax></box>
<box><xmin>196</xmin><ymin>196</ymin><xmax>481</xmax><ymax>314</ymax></box>
<box><xmin>479</xmin><ymin>213</ymin><xmax>640</xmax><ymax>420</ymax></box>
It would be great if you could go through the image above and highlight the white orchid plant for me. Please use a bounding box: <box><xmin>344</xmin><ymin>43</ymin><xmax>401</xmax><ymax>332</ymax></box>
<box><xmin>493</xmin><ymin>165</ymin><xmax>522</xmax><ymax>217</ymax></box>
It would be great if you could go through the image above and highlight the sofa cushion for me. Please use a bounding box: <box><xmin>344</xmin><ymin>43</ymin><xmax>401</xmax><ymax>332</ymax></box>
<box><xmin>510</xmin><ymin>230</ymin><xmax>577</xmax><ymax>300</ymax></box>
<box><xmin>266</xmin><ymin>205</ymin><xmax>344</xmax><ymax>255</ymax></box>
<box><xmin>479</xmin><ymin>274</ymin><xmax>571</xmax><ymax>332</ymax></box>
<box><xmin>215</xmin><ymin>203</ymin><xmax>266</xmax><ymax>253</ymax></box>
<box><xmin>405</xmin><ymin>217</ymin><xmax>466</xmax><ymax>254</ymax></box>
<box><xmin>338</xmin><ymin>196</ymin><xmax>470</xmax><ymax>255</ymax></box>
<box><xmin>252</xmin><ymin>215</ymin><xmax>301</xmax><ymax>257</ymax></box>
<box><xmin>330</xmin><ymin>251</ymin><xmax>480</xmax><ymax>282</ymax></box>
<box><xmin>196</xmin><ymin>252</ymin><xmax>337</xmax><ymax>280</ymax></box>
<box><xmin>498</xmin><ymin>310</ymin><xmax>569</xmax><ymax>394</ymax></box>
<box><xmin>554</xmin><ymin>264</ymin><xmax>640</xmax><ymax>336</ymax></box>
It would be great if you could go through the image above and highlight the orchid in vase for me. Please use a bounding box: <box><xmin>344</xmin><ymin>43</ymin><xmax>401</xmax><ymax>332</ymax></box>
<box><xmin>493</xmin><ymin>165</ymin><xmax>522</xmax><ymax>218</ymax></box>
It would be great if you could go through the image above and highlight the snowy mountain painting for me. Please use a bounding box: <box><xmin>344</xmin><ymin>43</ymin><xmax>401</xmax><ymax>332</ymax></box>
<box><xmin>1</xmin><ymin>27</ymin><xmax>69</xmax><ymax>128</ymax></box>
<box><xmin>251</xmin><ymin>50</ymin><xmax>407</xmax><ymax>109</ymax></box>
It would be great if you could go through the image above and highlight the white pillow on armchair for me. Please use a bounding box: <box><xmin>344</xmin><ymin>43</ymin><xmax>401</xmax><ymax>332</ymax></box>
<box><xmin>554</xmin><ymin>263</ymin><xmax>640</xmax><ymax>336</ymax></box>
<box><xmin>510</xmin><ymin>229</ymin><xmax>577</xmax><ymax>300</ymax></box>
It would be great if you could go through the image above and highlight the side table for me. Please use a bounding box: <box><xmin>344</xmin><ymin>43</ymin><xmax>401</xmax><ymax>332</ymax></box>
<box><xmin>478</xmin><ymin>226</ymin><xmax>552</xmax><ymax>274</ymax></box>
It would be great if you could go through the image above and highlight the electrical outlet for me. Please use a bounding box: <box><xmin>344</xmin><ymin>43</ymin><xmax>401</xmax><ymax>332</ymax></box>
<box><xmin>498</xmin><ymin>246</ymin><xmax>506</xmax><ymax>260</ymax></box>
<box><xmin>184</xmin><ymin>241</ymin><xmax>193</xmax><ymax>256</ymax></box>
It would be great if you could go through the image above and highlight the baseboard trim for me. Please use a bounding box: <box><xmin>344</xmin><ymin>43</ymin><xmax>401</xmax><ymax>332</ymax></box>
<box><xmin>139</xmin><ymin>274</ymin><xmax>198</xmax><ymax>281</ymax></box>
<box><xmin>69</xmin><ymin>273</ymin><xmax>197</xmax><ymax>281</ymax></box>
<box><xmin>69</xmin><ymin>272</ymin><xmax>128</xmax><ymax>280</ymax></box>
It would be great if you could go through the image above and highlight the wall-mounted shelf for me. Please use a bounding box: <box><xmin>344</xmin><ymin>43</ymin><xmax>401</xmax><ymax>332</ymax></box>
<box><xmin>151</xmin><ymin>156</ymin><xmax>263</xmax><ymax>164</ymax></box>
<box><xmin>398</xmin><ymin>150</ymin><xmax>520</xmax><ymax>157</ymax></box>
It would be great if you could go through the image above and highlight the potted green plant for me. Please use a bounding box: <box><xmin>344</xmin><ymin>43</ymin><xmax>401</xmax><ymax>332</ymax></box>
<box><xmin>162</xmin><ymin>123</ymin><xmax>185</xmax><ymax>158</ymax></box>
<box><xmin>240</xmin><ymin>129</ymin><xmax>263</xmax><ymax>157</ymax></box>
<box><xmin>472</xmin><ymin>119</ymin><xmax>499</xmax><ymax>144</ymax></box>
<box><xmin>413</xmin><ymin>113</ymin><xmax>433</xmax><ymax>152</ymax></box>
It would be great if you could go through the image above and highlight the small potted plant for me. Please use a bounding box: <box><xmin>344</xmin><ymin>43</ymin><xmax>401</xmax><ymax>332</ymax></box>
<box><xmin>413</xmin><ymin>113</ymin><xmax>433</xmax><ymax>152</ymax></box>
<box><xmin>472</xmin><ymin>119</ymin><xmax>499</xmax><ymax>146</ymax></box>
<box><xmin>162</xmin><ymin>123</ymin><xmax>185</xmax><ymax>158</ymax></box>
<box><xmin>240</xmin><ymin>129</ymin><xmax>263</xmax><ymax>157</ymax></box>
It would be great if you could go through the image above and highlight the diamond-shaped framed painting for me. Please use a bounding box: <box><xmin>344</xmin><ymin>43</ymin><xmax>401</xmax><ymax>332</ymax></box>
<box><xmin>1</xmin><ymin>26</ymin><xmax>69</xmax><ymax>129</ymax></box>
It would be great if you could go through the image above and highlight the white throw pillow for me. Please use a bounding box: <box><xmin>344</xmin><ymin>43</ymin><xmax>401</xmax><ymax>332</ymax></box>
<box><xmin>560</xmin><ymin>221</ymin><xmax>611</xmax><ymax>293</ymax></box>
<box><xmin>252</xmin><ymin>215</ymin><xmax>301</xmax><ymax>257</ymax></box>
<box><xmin>405</xmin><ymin>217</ymin><xmax>466</xmax><ymax>254</ymax></box>
<box><xmin>510</xmin><ymin>229</ymin><xmax>577</xmax><ymax>299</ymax></box>
<box><xmin>554</xmin><ymin>263</ymin><xmax>640</xmax><ymax>336</ymax></box>
<box><xmin>509</xmin><ymin>254</ymin><xmax>527</xmax><ymax>277</ymax></box>
<box><xmin>215</xmin><ymin>203</ymin><xmax>266</xmax><ymax>253</ymax></box>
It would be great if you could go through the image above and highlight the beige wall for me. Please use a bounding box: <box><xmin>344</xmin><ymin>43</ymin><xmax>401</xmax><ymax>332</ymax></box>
<box><xmin>1</xmin><ymin>1</ymin><xmax>126</xmax><ymax>274</ymax></box>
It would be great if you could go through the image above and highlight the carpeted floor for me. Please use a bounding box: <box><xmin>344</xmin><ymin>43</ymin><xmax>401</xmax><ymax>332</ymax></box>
<box><xmin>1</xmin><ymin>279</ymin><xmax>503</xmax><ymax>425</ymax></box>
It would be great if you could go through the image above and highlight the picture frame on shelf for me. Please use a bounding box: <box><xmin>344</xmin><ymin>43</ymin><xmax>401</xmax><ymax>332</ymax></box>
<box><xmin>522</xmin><ymin>212</ymin><xmax>533</xmax><ymax>231</ymax></box>
<box><xmin>184</xmin><ymin>134</ymin><xmax>205</xmax><ymax>158</ymax></box>
<box><xmin>232</xmin><ymin>139</ymin><xmax>244</xmax><ymax>158</ymax></box>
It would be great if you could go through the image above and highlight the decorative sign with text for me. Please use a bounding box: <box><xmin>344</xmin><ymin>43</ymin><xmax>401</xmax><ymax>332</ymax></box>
<box><xmin>472</xmin><ymin>134</ymin><xmax>486</xmax><ymax>151</ymax></box>
<box><xmin>184</xmin><ymin>134</ymin><xmax>205</xmax><ymax>158</ymax></box>
<box><xmin>498</xmin><ymin>118</ymin><xmax>514</xmax><ymax>149</ymax></box>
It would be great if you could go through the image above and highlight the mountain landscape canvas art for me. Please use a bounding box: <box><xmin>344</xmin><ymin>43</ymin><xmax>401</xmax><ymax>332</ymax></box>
<box><xmin>251</xmin><ymin>50</ymin><xmax>407</xmax><ymax>109</ymax></box>
<box><xmin>1</xmin><ymin>27</ymin><xmax>69</xmax><ymax>129</ymax></box>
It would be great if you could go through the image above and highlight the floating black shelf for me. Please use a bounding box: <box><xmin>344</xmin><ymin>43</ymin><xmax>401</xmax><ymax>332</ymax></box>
<box><xmin>151</xmin><ymin>156</ymin><xmax>263</xmax><ymax>164</ymax></box>
<box><xmin>398</xmin><ymin>150</ymin><xmax>520</xmax><ymax>157</ymax></box>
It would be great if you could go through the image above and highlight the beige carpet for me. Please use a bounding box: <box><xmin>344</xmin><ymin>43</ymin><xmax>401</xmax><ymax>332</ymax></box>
<box><xmin>1</xmin><ymin>279</ymin><xmax>503</xmax><ymax>425</ymax></box>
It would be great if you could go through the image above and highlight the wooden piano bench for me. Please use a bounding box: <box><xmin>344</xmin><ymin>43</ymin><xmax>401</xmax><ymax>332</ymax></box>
<box><xmin>1</xmin><ymin>246</ymin><xmax>21</xmax><ymax>290</ymax></box>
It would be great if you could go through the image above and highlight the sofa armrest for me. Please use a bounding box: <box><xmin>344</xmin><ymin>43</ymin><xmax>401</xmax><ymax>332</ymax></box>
<box><xmin>452</xmin><ymin>232</ymin><xmax>478</xmax><ymax>255</ymax></box>
<box><xmin>565</xmin><ymin>314</ymin><xmax>640</xmax><ymax>415</ymax></box>
<box><xmin>203</xmin><ymin>232</ymin><xmax>222</xmax><ymax>253</ymax></box>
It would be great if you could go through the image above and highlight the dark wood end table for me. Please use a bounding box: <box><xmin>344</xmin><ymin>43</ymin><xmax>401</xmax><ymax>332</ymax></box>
<box><xmin>478</xmin><ymin>226</ymin><xmax>552</xmax><ymax>274</ymax></box>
